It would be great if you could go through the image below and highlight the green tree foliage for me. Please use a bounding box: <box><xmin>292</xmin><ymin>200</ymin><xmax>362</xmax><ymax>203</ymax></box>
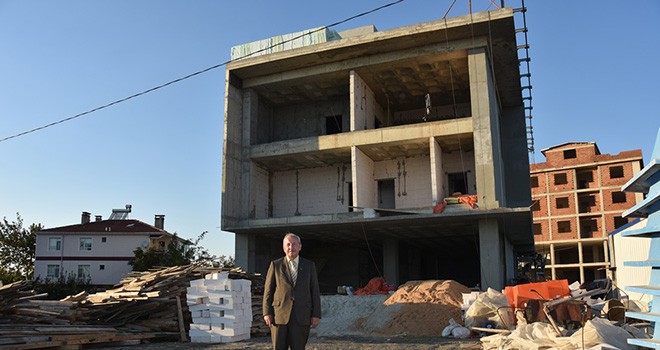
<box><xmin>129</xmin><ymin>231</ymin><xmax>235</xmax><ymax>271</ymax></box>
<box><xmin>33</xmin><ymin>272</ymin><xmax>93</xmax><ymax>300</ymax></box>
<box><xmin>0</xmin><ymin>213</ymin><xmax>42</xmax><ymax>283</ymax></box>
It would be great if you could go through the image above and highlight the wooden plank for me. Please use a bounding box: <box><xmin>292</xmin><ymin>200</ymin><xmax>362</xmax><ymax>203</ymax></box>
<box><xmin>175</xmin><ymin>296</ymin><xmax>186</xmax><ymax>342</ymax></box>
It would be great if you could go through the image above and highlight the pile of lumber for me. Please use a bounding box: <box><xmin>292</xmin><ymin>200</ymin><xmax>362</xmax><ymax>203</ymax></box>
<box><xmin>0</xmin><ymin>264</ymin><xmax>266</xmax><ymax>349</ymax></box>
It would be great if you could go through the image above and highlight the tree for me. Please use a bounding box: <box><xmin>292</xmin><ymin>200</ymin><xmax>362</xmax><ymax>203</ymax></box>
<box><xmin>0</xmin><ymin>213</ymin><xmax>42</xmax><ymax>283</ymax></box>
<box><xmin>129</xmin><ymin>231</ymin><xmax>235</xmax><ymax>271</ymax></box>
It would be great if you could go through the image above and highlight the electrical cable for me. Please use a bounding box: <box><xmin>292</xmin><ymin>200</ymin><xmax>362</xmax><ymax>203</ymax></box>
<box><xmin>0</xmin><ymin>0</ymin><xmax>405</xmax><ymax>144</ymax></box>
<box><xmin>360</xmin><ymin>221</ymin><xmax>383</xmax><ymax>279</ymax></box>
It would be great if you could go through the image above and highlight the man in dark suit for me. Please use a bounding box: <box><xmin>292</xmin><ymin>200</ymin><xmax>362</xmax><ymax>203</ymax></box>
<box><xmin>263</xmin><ymin>232</ymin><xmax>321</xmax><ymax>350</ymax></box>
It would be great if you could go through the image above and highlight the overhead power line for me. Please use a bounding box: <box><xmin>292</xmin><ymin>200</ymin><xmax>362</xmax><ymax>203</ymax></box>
<box><xmin>0</xmin><ymin>0</ymin><xmax>404</xmax><ymax>143</ymax></box>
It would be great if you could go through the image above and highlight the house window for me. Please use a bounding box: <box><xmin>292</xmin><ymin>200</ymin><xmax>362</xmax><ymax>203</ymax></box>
<box><xmin>533</xmin><ymin>223</ymin><xmax>542</xmax><ymax>235</ymax></box>
<box><xmin>46</xmin><ymin>264</ymin><xmax>60</xmax><ymax>279</ymax></box>
<box><xmin>610</xmin><ymin>166</ymin><xmax>624</xmax><ymax>179</ymax></box>
<box><xmin>77</xmin><ymin>265</ymin><xmax>91</xmax><ymax>279</ymax></box>
<box><xmin>554</xmin><ymin>173</ymin><xmax>568</xmax><ymax>185</ymax></box>
<box><xmin>556</xmin><ymin>197</ymin><xmax>569</xmax><ymax>209</ymax></box>
<box><xmin>530</xmin><ymin>176</ymin><xmax>539</xmax><ymax>188</ymax></box>
<box><xmin>531</xmin><ymin>201</ymin><xmax>541</xmax><ymax>211</ymax></box>
<box><xmin>101</xmin><ymin>237</ymin><xmax>107</xmax><ymax>243</ymax></box>
<box><xmin>614</xmin><ymin>216</ymin><xmax>628</xmax><ymax>229</ymax></box>
<box><xmin>611</xmin><ymin>191</ymin><xmax>627</xmax><ymax>204</ymax></box>
<box><xmin>79</xmin><ymin>238</ymin><xmax>92</xmax><ymax>251</ymax></box>
<box><xmin>563</xmin><ymin>149</ymin><xmax>576</xmax><ymax>159</ymax></box>
<box><xmin>557</xmin><ymin>220</ymin><xmax>571</xmax><ymax>233</ymax></box>
<box><xmin>48</xmin><ymin>238</ymin><xmax>62</xmax><ymax>251</ymax></box>
<box><xmin>100</xmin><ymin>264</ymin><xmax>105</xmax><ymax>270</ymax></box>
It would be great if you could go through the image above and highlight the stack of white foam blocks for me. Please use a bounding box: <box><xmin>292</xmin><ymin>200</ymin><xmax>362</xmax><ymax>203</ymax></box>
<box><xmin>187</xmin><ymin>272</ymin><xmax>252</xmax><ymax>343</ymax></box>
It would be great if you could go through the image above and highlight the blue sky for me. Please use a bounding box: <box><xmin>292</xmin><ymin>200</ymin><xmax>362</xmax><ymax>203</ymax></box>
<box><xmin>1</xmin><ymin>1</ymin><xmax>658</xmax><ymax>259</ymax></box>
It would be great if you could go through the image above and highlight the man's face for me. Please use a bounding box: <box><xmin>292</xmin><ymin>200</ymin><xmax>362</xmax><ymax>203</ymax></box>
<box><xmin>283</xmin><ymin>236</ymin><xmax>301</xmax><ymax>260</ymax></box>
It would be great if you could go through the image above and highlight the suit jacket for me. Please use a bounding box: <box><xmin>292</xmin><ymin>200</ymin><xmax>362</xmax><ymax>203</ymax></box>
<box><xmin>263</xmin><ymin>256</ymin><xmax>321</xmax><ymax>326</ymax></box>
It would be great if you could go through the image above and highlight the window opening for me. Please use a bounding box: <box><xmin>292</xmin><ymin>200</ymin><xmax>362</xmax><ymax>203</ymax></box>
<box><xmin>556</xmin><ymin>197</ymin><xmax>569</xmax><ymax>209</ymax></box>
<box><xmin>557</xmin><ymin>220</ymin><xmax>571</xmax><ymax>233</ymax></box>
<box><xmin>447</xmin><ymin>172</ymin><xmax>468</xmax><ymax>195</ymax></box>
<box><xmin>609</xmin><ymin>166</ymin><xmax>624</xmax><ymax>179</ymax></box>
<box><xmin>614</xmin><ymin>216</ymin><xmax>628</xmax><ymax>229</ymax></box>
<box><xmin>325</xmin><ymin>115</ymin><xmax>342</xmax><ymax>135</ymax></box>
<box><xmin>530</xmin><ymin>176</ymin><xmax>538</xmax><ymax>188</ymax></box>
<box><xmin>563</xmin><ymin>149</ymin><xmax>576</xmax><ymax>159</ymax></box>
<box><xmin>611</xmin><ymin>191</ymin><xmax>627</xmax><ymax>204</ymax></box>
<box><xmin>554</xmin><ymin>173</ymin><xmax>568</xmax><ymax>185</ymax></box>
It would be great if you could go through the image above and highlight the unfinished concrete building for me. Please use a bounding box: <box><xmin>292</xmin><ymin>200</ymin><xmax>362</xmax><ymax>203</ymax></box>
<box><xmin>222</xmin><ymin>9</ymin><xmax>533</xmax><ymax>292</ymax></box>
<box><xmin>530</xmin><ymin>142</ymin><xmax>644</xmax><ymax>283</ymax></box>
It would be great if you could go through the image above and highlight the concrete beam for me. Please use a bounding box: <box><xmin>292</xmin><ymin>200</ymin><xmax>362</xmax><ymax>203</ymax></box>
<box><xmin>250</xmin><ymin>118</ymin><xmax>473</xmax><ymax>159</ymax></box>
<box><xmin>241</xmin><ymin>40</ymin><xmax>482</xmax><ymax>89</ymax></box>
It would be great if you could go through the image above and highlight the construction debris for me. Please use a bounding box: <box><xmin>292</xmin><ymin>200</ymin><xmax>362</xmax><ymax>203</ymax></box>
<box><xmin>0</xmin><ymin>264</ymin><xmax>265</xmax><ymax>349</ymax></box>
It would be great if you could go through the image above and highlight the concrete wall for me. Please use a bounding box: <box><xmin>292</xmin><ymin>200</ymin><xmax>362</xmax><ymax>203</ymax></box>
<box><xmin>500</xmin><ymin>105</ymin><xmax>531</xmax><ymax>207</ymax></box>
<box><xmin>270</xmin><ymin>98</ymin><xmax>349</xmax><ymax>142</ymax></box>
<box><xmin>353</xmin><ymin>146</ymin><xmax>376</xmax><ymax>209</ymax></box>
<box><xmin>251</xmin><ymin>164</ymin><xmax>270</xmax><ymax>219</ymax></box>
<box><xmin>271</xmin><ymin>165</ymin><xmax>351</xmax><ymax>217</ymax></box>
<box><xmin>442</xmin><ymin>149</ymin><xmax>476</xmax><ymax>195</ymax></box>
<box><xmin>350</xmin><ymin>71</ymin><xmax>385</xmax><ymax>131</ymax></box>
<box><xmin>221</xmin><ymin>72</ymin><xmax>244</xmax><ymax>227</ymax></box>
<box><xmin>373</xmin><ymin>156</ymin><xmax>432</xmax><ymax>208</ymax></box>
<box><xmin>469</xmin><ymin>47</ymin><xmax>504</xmax><ymax>209</ymax></box>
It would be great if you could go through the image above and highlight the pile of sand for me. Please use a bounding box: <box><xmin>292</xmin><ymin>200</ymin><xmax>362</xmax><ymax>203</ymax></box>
<box><xmin>359</xmin><ymin>280</ymin><xmax>471</xmax><ymax>337</ymax></box>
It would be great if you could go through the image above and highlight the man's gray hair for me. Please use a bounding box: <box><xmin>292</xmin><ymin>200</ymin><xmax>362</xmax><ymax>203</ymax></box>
<box><xmin>283</xmin><ymin>232</ymin><xmax>301</xmax><ymax>244</ymax></box>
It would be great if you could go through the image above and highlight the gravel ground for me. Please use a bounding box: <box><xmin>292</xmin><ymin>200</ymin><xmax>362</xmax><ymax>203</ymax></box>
<box><xmin>93</xmin><ymin>336</ymin><xmax>482</xmax><ymax>350</ymax></box>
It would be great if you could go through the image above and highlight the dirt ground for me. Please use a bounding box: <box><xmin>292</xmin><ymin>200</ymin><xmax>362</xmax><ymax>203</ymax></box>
<box><xmin>94</xmin><ymin>336</ymin><xmax>482</xmax><ymax>350</ymax></box>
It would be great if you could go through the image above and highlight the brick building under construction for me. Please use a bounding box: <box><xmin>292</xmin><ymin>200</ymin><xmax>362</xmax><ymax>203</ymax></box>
<box><xmin>530</xmin><ymin>142</ymin><xmax>644</xmax><ymax>283</ymax></box>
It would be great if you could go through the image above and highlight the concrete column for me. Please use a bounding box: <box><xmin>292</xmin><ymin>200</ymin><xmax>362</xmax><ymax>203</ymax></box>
<box><xmin>479</xmin><ymin>218</ymin><xmax>504</xmax><ymax>290</ymax></box>
<box><xmin>235</xmin><ymin>233</ymin><xmax>255</xmax><ymax>273</ymax></box>
<box><xmin>352</xmin><ymin>146</ymin><xmax>376</xmax><ymax>210</ymax></box>
<box><xmin>550</xmin><ymin>243</ymin><xmax>556</xmax><ymax>280</ymax></box>
<box><xmin>383</xmin><ymin>239</ymin><xmax>399</xmax><ymax>286</ymax></box>
<box><xmin>469</xmin><ymin>47</ymin><xmax>504</xmax><ymax>209</ymax></box>
<box><xmin>430</xmin><ymin>137</ymin><xmax>445</xmax><ymax>205</ymax></box>
<box><xmin>240</xmin><ymin>90</ymin><xmax>258</xmax><ymax>220</ymax></box>
<box><xmin>504</xmin><ymin>237</ymin><xmax>515</xmax><ymax>285</ymax></box>
<box><xmin>578</xmin><ymin>241</ymin><xmax>584</xmax><ymax>283</ymax></box>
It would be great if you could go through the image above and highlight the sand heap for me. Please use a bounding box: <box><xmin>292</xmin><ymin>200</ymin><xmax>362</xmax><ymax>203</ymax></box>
<box><xmin>359</xmin><ymin>280</ymin><xmax>471</xmax><ymax>337</ymax></box>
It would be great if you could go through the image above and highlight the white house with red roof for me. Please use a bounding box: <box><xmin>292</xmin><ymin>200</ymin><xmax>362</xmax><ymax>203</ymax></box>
<box><xmin>34</xmin><ymin>205</ymin><xmax>191</xmax><ymax>285</ymax></box>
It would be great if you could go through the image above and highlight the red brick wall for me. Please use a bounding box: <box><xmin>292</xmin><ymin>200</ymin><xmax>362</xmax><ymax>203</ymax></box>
<box><xmin>578</xmin><ymin>216</ymin><xmax>603</xmax><ymax>238</ymax></box>
<box><xmin>600</xmin><ymin>162</ymin><xmax>637</xmax><ymax>187</ymax></box>
<box><xmin>533</xmin><ymin>219</ymin><xmax>551</xmax><ymax>242</ymax></box>
<box><xmin>547</xmin><ymin>170</ymin><xmax>575</xmax><ymax>193</ymax></box>
<box><xmin>604</xmin><ymin>213</ymin><xmax>630</xmax><ymax>233</ymax></box>
<box><xmin>551</xmin><ymin>217</ymin><xmax>578</xmax><ymax>240</ymax></box>
<box><xmin>577</xmin><ymin>192</ymin><xmax>601</xmax><ymax>214</ymax></box>
<box><xmin>542</xmin><ymin>144</ymin><xmax>599</xmax><ymax>167</ymax></box>
<box><xmin>530</xmin><ymin>173</ymin><xmax>548</xmax><ymax>196</ymax></box>
<box><xmin>602</xmin><ymin>188</ymin><xmax>634</xmax><ymax>212</ymax></box>
<box><xmin>549</xmin><ymin>193</ymin><xmax>576</xmax><ymax>216</ymax></box>
<box><xmin>531</xmin><ymin>195</ymin><xmax>549</xmax><ymax>217</ymax></box>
